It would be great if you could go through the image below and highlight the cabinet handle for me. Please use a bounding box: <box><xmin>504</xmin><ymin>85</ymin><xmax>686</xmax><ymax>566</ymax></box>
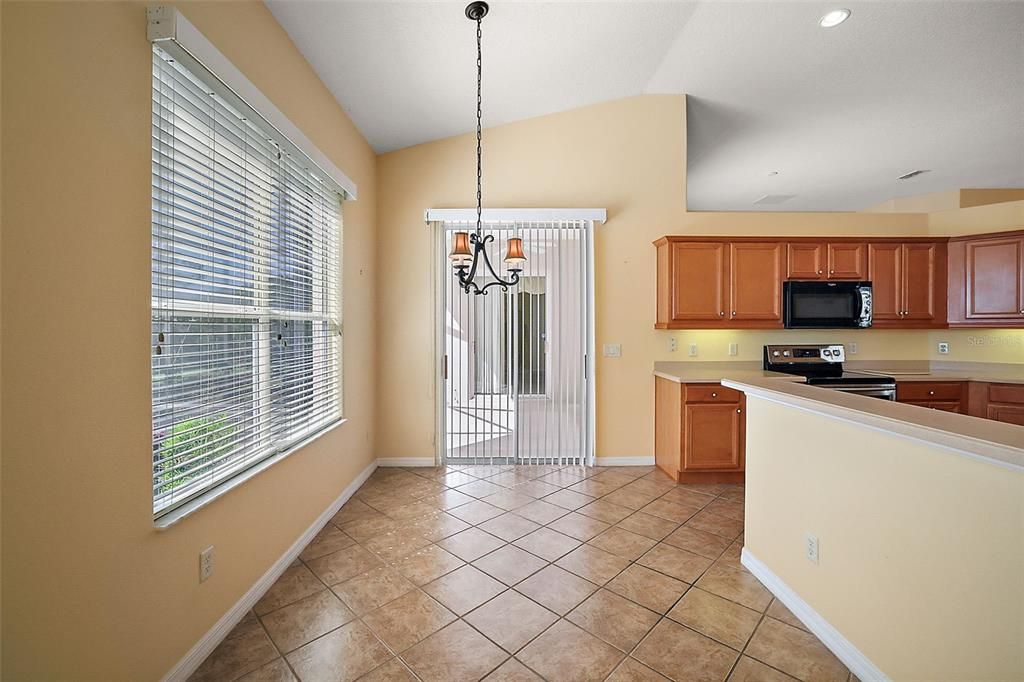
<box><xmin>736</xmin><ymin>409</ymin><xmax>742</xmax><ymax>414</ymax></box>
<box><xmin>719</xmin><ymin>311</ymin><xmax>725</xmax><ymax>317</ymax></box>
<box><xmin>731</xmin><ymin>311</ymin><xmax>736</xmax><ymax>317</ymax></box>
<box><xmin>928</xmin><ymin>390</ymin><xmax>935</xmax><ymax>396</ymax></box>
<box><xmin>817</xmin><ymin>269</ymin><xmax>823</xmax><ymax>275</ymax></box>
<box><xmin>711</xmin><ymin>392</ymin><xmax>717</xmax><ymax>397</ymax></box>
<box><xmin>830</xmin><ymin>269</ymin><xmax>835</xmax><ymax>274</ymax></box>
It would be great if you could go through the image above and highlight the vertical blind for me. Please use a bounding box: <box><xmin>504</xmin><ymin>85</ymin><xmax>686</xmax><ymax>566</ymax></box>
<box><xmin>151</xmin><ymin>46</ymin><xmax>343</xmax><ymax>517</ymax></box>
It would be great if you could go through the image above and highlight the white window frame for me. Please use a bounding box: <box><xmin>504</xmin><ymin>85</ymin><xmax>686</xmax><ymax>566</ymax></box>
<box><xmin>150</xmin><ymin>7</ymin><xmax>353</xmax><ymax>527</ymax></box>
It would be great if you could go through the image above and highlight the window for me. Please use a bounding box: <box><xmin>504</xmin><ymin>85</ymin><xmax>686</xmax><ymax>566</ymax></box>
<box><xmin>151</xmin><ymin>46</ymin><xmax>343</xmax><ymax>518</ymax></box>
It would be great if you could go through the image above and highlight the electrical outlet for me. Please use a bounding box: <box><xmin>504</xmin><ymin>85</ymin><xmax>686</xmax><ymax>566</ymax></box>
<box><xmin>728</xmin><ymin>342</ymin><xmax>738</xmax><ymax>357</ymax></box>
<box><xmin>938</xmin><ymin>341</ymin><xmax>949</xmax><ymax>354</ymax></box>
<box><xmin>668</xmin><ymin>337</ymin><xmax>678</xmax><ymax>353</ymax></box>
<box><xmin>805</xmin><ymin>534</ymin><xmax>819</xmax><ymax>565</ymax></box>
<box><xmin>603</xmin><ymin>344</ymin><xmax>621</xmax><ymax>358</ymax></box>
<box><xmin>688</xmin><ymin>343</ymin><xmax>698</xmax><ymax>357</ymax></box>
<box><xmin>200</xmin><ymin>546</ymin><xmax>214</xmax><ymax>582</ymax></box>
<box><xmin>849</xmin><ymin>342</ymin><xmax>858</xmax><ymax>354</ymax></box>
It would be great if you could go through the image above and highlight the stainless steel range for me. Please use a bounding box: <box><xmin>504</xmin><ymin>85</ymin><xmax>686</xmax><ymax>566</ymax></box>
<box><xmin>763</xmin><ymin>344</ymin><xmax>897</xmax><ymax>401</ymax></box>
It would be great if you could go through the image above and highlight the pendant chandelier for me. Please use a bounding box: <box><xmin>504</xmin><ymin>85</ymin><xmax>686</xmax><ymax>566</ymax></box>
<box><xmin>448</xmin><ymin>1</ymin><xmax>526</xmax><ymax>295</ymax></box>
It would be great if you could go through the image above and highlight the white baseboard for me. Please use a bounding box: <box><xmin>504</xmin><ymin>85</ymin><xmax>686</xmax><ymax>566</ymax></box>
<box><xmin>594</xmin><ymin>456</ymin><xmax>656</xmax><ymax>466</ymax></box>
<box><xmin>377</xmin><ymin>457</ymin><xmax>436</xmax><ymax>467</ymax></box>
<box><xmin>162</xmin><ymin>458</ymin><xmax>379</xmax><ymax>682</ymax></box>
<box><xmin>740</xmin><ymin>548</ymin><xmax>889</xmax><ymax>682</ymax></box>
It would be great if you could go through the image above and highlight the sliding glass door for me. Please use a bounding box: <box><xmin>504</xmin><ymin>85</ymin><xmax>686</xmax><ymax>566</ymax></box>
<box><xmin>439</xmin><ymin>220</ymin><xmax>591</xmax><ymax>466</ymax></box>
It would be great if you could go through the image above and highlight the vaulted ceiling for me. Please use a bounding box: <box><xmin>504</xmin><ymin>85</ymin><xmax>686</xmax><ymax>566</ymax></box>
<box><xmin>267</xmin><ymin>1</ymin><xmax>1024</xmax><ymax>211</ymax></box>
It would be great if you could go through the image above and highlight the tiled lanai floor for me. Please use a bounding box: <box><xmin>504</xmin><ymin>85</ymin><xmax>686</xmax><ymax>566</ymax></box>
<box><xmin>192</xmin><ymin>464</ymin><xmax>855</xmax><ymax>682</ymax></box>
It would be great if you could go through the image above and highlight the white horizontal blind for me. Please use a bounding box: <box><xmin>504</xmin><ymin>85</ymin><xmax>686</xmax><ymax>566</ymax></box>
<box><xmin>151</xmin><ymin>46</ymin><xmax>342</xmax><ymax>517</ymax></box>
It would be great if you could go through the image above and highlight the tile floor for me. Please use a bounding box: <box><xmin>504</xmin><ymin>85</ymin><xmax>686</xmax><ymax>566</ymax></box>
<box><xmin>191</xmin><ymin>464</ymin><xmax>856</xmax><ymax>682</ymax></box>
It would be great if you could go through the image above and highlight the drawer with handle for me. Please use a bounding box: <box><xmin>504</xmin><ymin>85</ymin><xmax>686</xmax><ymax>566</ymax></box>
<box><xmin>896</xmin><ymin>382</ymin><xmax>965</xmax><ymax>402</ymax></box>
<box><xmin>684</xmin><ymin>384</ymin><xmax>742</xmax><ymax>403</ymax></box>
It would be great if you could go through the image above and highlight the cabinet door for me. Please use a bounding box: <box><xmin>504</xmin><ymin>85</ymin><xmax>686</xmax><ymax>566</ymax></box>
<box><xmin>671</xmin><ymin>242</ymin><xmax>728</xmax><ymax>322</ymax></box>
<box><xmin>786</xmin><ymin>243</ymin><xmax>825</xmax><ymax>279</ymax></box>
<box><xmin>965</xmin><ymin>237</ymin><xmax>1023</xmax><ymax>319</ymax></box>
<box><xmin>868</xmin><ymin>243</ymin><xmax>902</xmax><ymax>321</ymax></box>
<box><xmin>729</xmin><ymin>242</ymin><xmax>782</xmax><ymax>322</ymax></box>
<box><xmin>987</xmin><ymin>404</ymin><xmax>1024</xmax><ymax>426</ymax></box>
<box><xmin>902</xmin><ymin>242</ymin><xmax>939</xmax><ymax>321</ymax></box>
<box><xmin>683</xmin><ymin>403</ymin><xmax>742</xmax><ymax>471</ymax></box>
<box><xmin>828</xmin><ymin>243</ymin><xmax>867</xmax><ymax>279</ymax></box>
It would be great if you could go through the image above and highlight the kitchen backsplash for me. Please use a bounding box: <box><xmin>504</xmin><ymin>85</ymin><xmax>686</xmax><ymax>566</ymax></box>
<box><xmin>653</xmin><ymin>329</ymin><xmax>1023</xmax><ymax>364</ymax></box>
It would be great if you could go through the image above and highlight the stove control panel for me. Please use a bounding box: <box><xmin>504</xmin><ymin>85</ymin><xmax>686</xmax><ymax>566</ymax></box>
<box><xmin>765</xmin><ymin>344</ymin><xmax>846</xmax><ymax>365</ymax></box>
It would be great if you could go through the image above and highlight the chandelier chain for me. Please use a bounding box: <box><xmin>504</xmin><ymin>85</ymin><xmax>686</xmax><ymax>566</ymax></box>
<box><xmin>475</xmin><ymin>16</ymin><xmax>483</xmax><ymax>236</ymax></box>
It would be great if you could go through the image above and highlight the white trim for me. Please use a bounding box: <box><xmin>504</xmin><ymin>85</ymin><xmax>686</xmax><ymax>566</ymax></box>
<box><xmin>146</xmin><ymin>5</ymin><xmax>357</xmax><ymax>199</ymax></box>
<box><xmin>425</xmin><ymin>208</ymin><xmax>607</xmax><ymax>224</ymax></box>
<box><xmin>585</xmin><ymin>222</ymin><xmax>597</xmax><ymax>467</ymax></box>
<box><xmin>377</xmin><ymin>457</ymin><xmax>437</xmax><ymax>467</ymax></box>
<box><xmin>740</xmin><ymin>548</ymin><xmax>889</xmax><ymax>682</ymax></box>
<box><xmin>594</xmin><ymin>456</ymin><xmax>656</xmax><ymax>466</ymax></box>
<box><xmin>161</xmin><ymin>459</ymin><xmax>377</xmax><ymax>682</ymax></box>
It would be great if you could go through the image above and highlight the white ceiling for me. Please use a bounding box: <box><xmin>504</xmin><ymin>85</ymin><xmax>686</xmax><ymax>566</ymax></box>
<box><xmin>266</xmin><ymin>1</ymin><xmax>1024</xmax><ymax>211</ymax></box>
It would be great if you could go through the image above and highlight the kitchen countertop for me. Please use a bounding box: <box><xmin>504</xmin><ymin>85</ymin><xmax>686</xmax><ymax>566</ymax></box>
<box><xmin>654</xmin><ymin>360</ymin><xmax>1024</xmax><ymax>385</ymax></box>
<box><xmin>722</xmin><ymin>377</ymin><xmax>1024</xmax><ymax>469</ymax></box>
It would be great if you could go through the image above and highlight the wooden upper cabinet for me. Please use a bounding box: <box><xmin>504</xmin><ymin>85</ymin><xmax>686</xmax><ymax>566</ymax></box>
<box><xmin>868</xmin><ymin>243</ymin><xmax>902</xmax><ymax>322</ymax></box>
<box><xmin>730</xmin><ymin>242</ymin><xmax>783</xmax><ymax>322</ymax></box>
<box><xmin>669</xmin><ymin>241</ymin><xmax>728</xmax><ymax>323</ymax></box>
<box><xmin>787</xmin><ymin>243</ymin><xmax>825</xmax><ymax>279</ymax></box>
<box><xmin>903</xmin><ymin>242</ymin><xmax>944</xmax><ymax>322</ymax></box>
<box><xmin>868</xmin><ymin>241</ymin><xmax>946</xmax><ymax>326</ymax></box>
<box><xmin>827</xmin><ymin>242</ymin><xmax>868</xmax><ymax>279</ymax></box>
<box><xmin>965</xmin><ymin>237</ymin><xmax>1023</xmax><ymax>320</ymax></box>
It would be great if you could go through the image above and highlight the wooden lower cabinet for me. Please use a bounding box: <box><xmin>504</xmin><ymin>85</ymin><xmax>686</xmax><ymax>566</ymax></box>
<box><xmin>896</xmin><ymin>381</ymin><xmax>966</xmax><ymax>414</ymax></box>
<box><xmin>655</xmin><ymin>377</ymin><xmax>744</xmax><ymax>483</ymax></box>
<box><xmin>968</xmin><ymin>382</ymin><xmax>1024</xmax><ymax>426</ymax></box>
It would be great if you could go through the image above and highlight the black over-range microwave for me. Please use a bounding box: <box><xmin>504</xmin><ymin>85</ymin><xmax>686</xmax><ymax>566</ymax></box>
<box><xmin>783</xmin><ymin>281</ymin><xmax>873</xmax><ymax>329</ymax></box>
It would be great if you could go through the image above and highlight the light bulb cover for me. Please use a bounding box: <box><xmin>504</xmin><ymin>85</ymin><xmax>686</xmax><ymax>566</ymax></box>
<box><xmin>449</xmin><ymin>231</ymin><xmax>473</xmax><ymax>265</ymax></box>
<box><xmin>819</xmin><ymin>8</ymin><xmax>850</xmax><ymax>27</ymax></box>
<box><xmin>504</xmin><ymin>237</ymin><xmax>526</xmax><ymax>265</ymax></box>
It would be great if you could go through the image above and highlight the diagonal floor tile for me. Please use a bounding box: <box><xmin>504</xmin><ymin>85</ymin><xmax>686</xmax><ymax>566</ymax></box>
<box><xmin>745</xmin><ymin>617</ymin><xmax>849</xmax><ymax>682</ymax></box>
<box><xmin>306</xmin><ymin>545</ymin><xmax>384</xmax><ymax>586</ymax></box>
<box><xmin>361</xmin><ymin>589</ymin><xmax>456</xmax><ymax>653</ymax></box>
<box><xmin>299</xmin><ymin>525</ymin><xmax>356</xmax><ymax>562</ymax></box>
<box><xmin>542</xmin><ymin>489</ymin><xmax>594</xmax><ymax>511</ymax></box>
<box><xmin>767</xmin><ymin>598</ymin><xmax>807</xmax><ymax>632</ymax></box>
<box><xmin>423</xmin><ymin>565</ymin><xmax>506</xmax><ymax>615</ymax></box>
<box><xmin>260</xmin><ymin>589</ymin><xmax>355</xmax><ymax>654</ymax></box>
<box><xmin>514</xmin><ymin>499</ymin><xmax>571</xmax><ymax>524</ymax></box>
<box><xmin>285</xmin><ymin>620</ymin><xmax>392</xmax><ymax>682</ymax></box>
<box><xmin>513</xmin><ymin>527</ymin><xmax>582</xmax><ymax>561</ymax></box>
<box><xmin>605</xmin><ymin>564</ymin><xmax>688</xmax><ymax>614</ymax></box>
<box><xmin>639</xmin><ymin>498</ymin><xmax>700</xmax><ymax>524</ymax></box>
<box><xmin>472</xmin><ymin>545</ymin><xmax>549</xmax><ymax>586</ymax></box>
<box><xmin>479</xmin><ymin>512</ymin><xmax>542</xmax><ymax>541</ymax></box>
<box><xmin>483</xmin><ymin>489</ymin><xmax>537</xmax><ymax>511</ymax></box>
<box><xmin>667</xmin><ymin>586</ymin><xmax>761</xmax><ymax>650</ymax></box>
<box><xmin>517</xmin><ymin>620</ymin><xmax>624</xmax><ymax>682</ymax></box>
<box><xmin>464</xmin><ymin>589</ymin><xmax>559</xmax><ymax>653</ymax></box>
<box><xmin>438</xmin><ymin>527</ymin><xmax>506</xmax><ymax>562</ymax></box>
<box><xmin>566</xmin><ymin>589</ymin><xmax>660</xmax><ymax>652</ymax></box>
<box><xmin>577</xmin><ymin>499</ymin><xmax>635</xmax><ymax>525</ymax></box>
<box><xmin>548</xmin><ymin>512</ymin><xmax>611</xmax><ymax>541</ymax></box>
<box><xmin>637</xmin><ymin>543</ymin><xmax>714</xmax><ymax>583</ymax></box>
<box><xmin>448</xmin><ymin>499</ymin><xmax>506</xmax><ymax>525</ymax></box>
<box><xmin>515</xmin><ymin>565</ymin><xmax>598</xmax><ymax>615</ymax></box>
<box><xmin>555</xmin><ymin>544</ymin><xmax>629</xmax><ymax>585</ymax></box>
<box><xmin>391</xmin><ymin>544</ymin><xmax>464</xmax><ymax>586</ymax></box>
<box><xmin>357</xmin><ymin>657</ymin><xmax>419</xmax><ymax>681</ymax></box>
<box><xmin>408</xmin><ymin>511</ymin><xmax>471</xmax><ymax>542</ymax></box>
<box><xmin>513</xmin><ymin>480</ymin><xmax>563</xmax><ymax>499</ymax></box>
<box><xmin>695</xmin><ymin>563</ymin><xmax>772</xmax><ymax>612</ymax></box>
<box><xmin>686</xmin><ymin>509</ymin><xmax>744</xmax><ymax>540</ymax></box>
<box><xmin>189</xmin><ymin>620</ymin><xmax>279</xmax><ymax>682</ymax></box>
<box><xmin>662</xmin><ymin>525</ymin><xmax>731</xmax><ymax>559</ymax></box>
<box><xmin>633</xmin><ymin>618</ymin><xmax>738</xmax><ymax>682</ymax></box>
<box><xmin>254</xmin><ymin>564</ymin><xmax>325</xmax><ymax>616</ymax></box>
<box><xmin>483</xmin><ymin>658</ymin><xmax>543</xmax><ymax>681</ymax></box>
<box><xmin>400</xmin><ymin>620</ymin><xmax>508</xmax><ymax>682</ymax></box>
<box><xmin>329</xmin><ymin>565</ymin><xmax>415</xmax><ymax>615</ymax></box>
<box><xmin>728</xmin><ymin>656</ymin><xmax>799</xmax><ymax>682</ymax></box>
<box><xmin>235</xmin><ymin>658</ymin><xmax>296</xmax><ymax>682</ymax></box>
<box><xmin>588</xmin><ymin>527</ymin><xmax>657</xmax><ymax>561</ymax></box>
<box><xmin>605</xmin><ymin>657</ymin><xmax>669</xmax><ymax>681</ymax></box>
<box><xmin>615</xmin><ymin>512</ymin><xmax>679</xmax><ymax>541</ymax></box>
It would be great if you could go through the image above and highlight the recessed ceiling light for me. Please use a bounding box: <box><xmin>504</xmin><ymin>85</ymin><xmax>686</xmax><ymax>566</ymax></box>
<box><xmin>819</xmin><ymin>9</ymin><xmax>851</xmax><ymax>28</ymax></box>
<box><xmin>767</xmin><ymin>171</ymin><xmax>779</xmax><ymax>176</ymax></box>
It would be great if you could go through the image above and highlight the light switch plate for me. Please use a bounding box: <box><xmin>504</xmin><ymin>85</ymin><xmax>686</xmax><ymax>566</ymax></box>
<box><xmin>603</xmin><ymin>344</ymin><xmax>621</xmax><ymax>358</ymax></box>
<box><xmin>668</xmin><ymin>337</ymin><xmax>678</xmax><ymax>352</ymax></box>
<box><xmin>728</xmin><ymin>342</ymin><xmax>738</xmax><ymax>356</ymax></box>
<box><xmin>688</xmin><ymin>343</ymin><xmax>698</xmax><ymax>357</ymax></box>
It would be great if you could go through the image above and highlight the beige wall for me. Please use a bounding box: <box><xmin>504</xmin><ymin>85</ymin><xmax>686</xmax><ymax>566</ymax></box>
<box><xmin>927</xmin><ymin>199</ymin><xmax>1024</xmax><ymax>236</ymax></box>
<box><xmin>376</xmin><ymin>94</ymin><xmax>1019</xmax><ymax>461</ymax></box>
<box><xmin>1</xmin><ymin>3</ymin><xmax>376</xmax><ymax>680</ymax></box>
<box><xmin>743</xmin><ymin>397</ymin><xmax>1024</xmax><ymax>679</ymax></box>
